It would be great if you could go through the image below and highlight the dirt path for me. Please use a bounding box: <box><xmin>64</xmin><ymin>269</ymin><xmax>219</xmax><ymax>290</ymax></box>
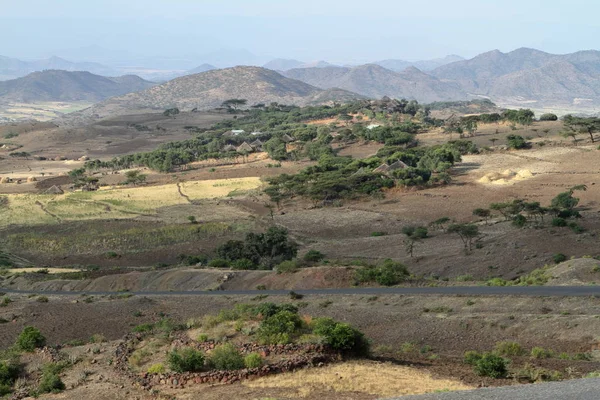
<box><xmin>176</xmin><ymin>182</ymin><xmax>192</xmax><ymax>203</ymax></box>
<box><xmin>34</xmin><ymin>200</ymin><xmax>61</xmax><ymax>221</ymax></box>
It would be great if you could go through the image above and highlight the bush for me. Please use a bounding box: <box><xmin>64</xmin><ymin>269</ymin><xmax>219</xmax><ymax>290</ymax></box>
<box><xmin>257</xmin><ymin>310</ymin><xmax>304</xmax><ymax>344</ymax></box>
<box><xmin>38</xmin><ymin>372</ymin><xmax>65</xmax><ymax>393</ymax></box>
<box><xmin>208</xmin><ymin>258</ymin><xmax>230</xmax><ymax>269</ymax></box>
<box><xmin>303</xmin><ymin>250</ymin><xmax>325</xmax><ymax>263</ymax></box>
<box><xmin>147</xmin><ymin>363</ymin><xmax>165</xmax><ymax>374</ymax></box>
<box><xmin>474</xmin><ymin>353</ymin><xmax>508</xmax><ymax>378</ymax></box>
<box><xmin>208</xmin><ymin>343</ymin><xmax>244</xmax><ymax>370</ymax></box>
<box><xmin>494</xmin><ymin>341</ymin><xmax>524</xmax><ymax>356</ymax></box>
<box><xmin>464</xmin><ymin>350</ymin><xmax>482</xmax><ymax>365</ymax></box>
<box><xmin>553</xmin><ymin>253</ymin><xmax>567</xmax><ymax>264</ymax></box>
<box><xmin>312</xmin><ymin>317</ymin><xmax>370</xmax><ymax>356</ymax></box>
<box><xmin>276</xmin><ymin>260</ymin><xmax>298</xmax><ymax>274</ymax></box>
<box><xmin>244</xmin><ymin>353</ymin><xmax>263</xmax><ymax>369</ymax></box>
<box><xmin>0</xmin><ymin>361</ymin><xmax>20</xmax><ymax>394</ymax></box>
<box><xmin>132</xmin><ymin>323</ymin><xmax>153</xmax><ymax>333</ymax></box>
<box><xmin>231</xmin><ymin>258</ymin><xmax>257</xmax><ymax>270</ymax></box>
<box><xmin>355</xmin><ymin>259</ymin><xmax>409</xmax><ymax>286</ymax></box>
<box><xmin>507</xmin><ymin>135</ymin><xmax>527</xmax><ymax>150</ymax></box>
<box><xmin>197</xmin><ymin>334</ymin><xmax>209</xmax><ymax>343</ymax></box>
<box><xmin>539</xmin><ymin>113</ymin><xmax>558</xmax><ymax>121</ymax></box>
<box><xmin>551</xmin><ymin>217</ymin><xmax>567</xmax><ymax>227</ymax></box>
<box><xmin>512</xmin><ymin>214</ymin><xmax>527</xmax><ymax>227</ymax></box>
<box><xmin>167</xmin><ymin>347</ymin><xmax>205</xmax><ymax>372</ymax></box>
<box><xmin>16</xmin><ymin>326</ymin><xmax>46</xmax><ymax>352</ymax></box>
<box><xmin>531</xmin><ymin>347</ymin><xmax>552</xmax><ymax>359</ymax></box>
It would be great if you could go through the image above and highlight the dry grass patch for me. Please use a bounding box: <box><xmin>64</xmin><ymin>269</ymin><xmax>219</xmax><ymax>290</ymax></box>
<box><xmin>244</xmin><ymin>360</ymin><xmax>472</xmax><ymax>397</ymax></box>
<box><xmin>7</xmin><ymin>267</ymin><xmax>81</xmax><ymax>274</ymax></box>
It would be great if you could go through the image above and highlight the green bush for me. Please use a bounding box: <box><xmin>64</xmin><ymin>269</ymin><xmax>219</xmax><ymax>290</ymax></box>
<box><xmin>551</xmin><ymin>217</ymin><xmax>567</xmax><ymax>227</ymax></box>
<box><xmin>512</xmin><ymin>214</ymin><xmax>527</xmax><ymax>227</ymax></box>
<box><xmin>197</xmin><ymin>334</ymin><xmax>209</xmax><ymax>342</ymax></box>
<box><xmin>531</xmin><ymin>347</ymin><xmax>552</xmax><ymax>359</ymax></box>
<box><xmin>303</xmin><ymin>250</ymin><xmax>325</xmax><ymax>263</ymax></box>
<box><xmin>0</xmin><ymin>361</ymin><xmax>20</xmax><ymax>395</ymax></box>
<box><xmin>464</xmin><ymin>350</ymin><xmax>482</xmax><ymax>365</ymax></box>
<box><xmin>16</xmin><ymin>326</ymin><xmax>46</xmax><ymax>352</ymax></box>
<box><xmin>473</xmin><ymin>353</ymin><xmax>508</xmax><ymax>378</ymax></box>
<box><xmin>208</xmin><ymin>343</ymin><xmax>244</xmax><ymax>370</ymax></box>
<box><xmin>553</xmin><ymin>253</ymin><xmax>567</xmax><ymax>264</ymax></box>
<box><xmin>38</xmin><ymin>364</ymin><xmax>67</xmax><ymax>394</ymax></box>
<box><xmin>312</xmin><ymin>317</ymin><xmax>370</xmax><ymax>356</ymax></box>
<box><xmin>507</xmin><ymin>135</ymin><xmax>527</xmax><ymax>149</ymax></box>
<box><xmin>276</xmin><ymin>260</ymin><xmax>298</xmax><ymax>274</ymax></box>
<box><xmin>244</xmin><ymin>353</ymin><xmax>263</xmax><ymax>369</ymax></box>
<box><xmin>355</xmin><ymin>259</ymin><xmax>409</xmax><ymax>286</ymax></box>
<box><xmin>208</xmin><ymin>258</ymin><xmax>230</xmax><ymax>269</ymax></box>
<box><xmin>167</xmin><ymin>347</ymin><xmax>205</xmax><ymax>372</ymax></box>
<box><xmin>494</xmin><ymin>341</ymin><xmax>524</xmax><ymax>356</ymax></box>
<box><xmin>539</xmin><ymin>113</ymin><xmax>558</xmax><ymax>121</ymax></box>
<box><xmin>257</xmin><ymin>310</ymin><xmax>304</xmax><ymax>344</ymax></box>
<box><xmin>147</xmin><ymin>363</ymin><xmax>165</xmax><ymax>374</ymax></box>
<box><xmin>231</xmin><ymin>258</ymin><xmax>257</xmax><ymax>270</ymax></box>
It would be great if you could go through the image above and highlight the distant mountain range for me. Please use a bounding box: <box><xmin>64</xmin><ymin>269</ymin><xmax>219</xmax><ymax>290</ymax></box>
<box><xmin>79</xmin><ymin>66</ymin><xmax>364</xmax><ymax>119</ymax></box>
<box><xmin>283</xmin><ymin>64</ymin><xmax>468</xmax><ymax>103</ymax></box>
<box><xmin>373</xmin><ymin>55</ymin><xmax>465</xmax><ymax>72</ymax></box>
<box><xmin>0</xmin><ymin>55</ymin><xmax>120</xmax><ymax>81</ymax></box>
<box><xmin>0</xmin><ymin>70</ymin><xmax>155</xmax><ymax>102</ymax></box>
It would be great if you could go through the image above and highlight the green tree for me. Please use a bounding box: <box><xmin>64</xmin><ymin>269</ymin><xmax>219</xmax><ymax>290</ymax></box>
<box><xmin>16</xmin><ymin>326</ymin><xmax>46</xmax><ymax>352</ymax></box>
<box><xmin>448</xmin><ymin>224</ymin><xmax>479</xmax><ymax>252</ymax></box>
<box><xmin>473</xmin><ymin>208</ymin><xmax>491</xmax><ymax>224</ymax></box>
<box><xmin>402</xmin><ymin>226</ymin><xmax>428</xmax><ymax>258</ymax></box>
<box><xmin>124</xmin><ymin>170</ymin><xmax>147</xmax><ymax>186</ymax></box>
<box><xmin>221</xmin><ymin>99</ymin><xmax>248</xmax><ymax>112</ymax></box>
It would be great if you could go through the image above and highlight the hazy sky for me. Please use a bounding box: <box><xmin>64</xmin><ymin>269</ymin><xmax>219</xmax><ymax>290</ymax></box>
<box><xmin>3</xmin><ymin>0</ymin><xmax>599</xmax><ymax>66</ymax></box>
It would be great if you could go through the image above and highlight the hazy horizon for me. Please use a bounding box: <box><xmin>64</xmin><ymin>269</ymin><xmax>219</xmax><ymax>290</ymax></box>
<box><xmin>3</xmin><ymin>0</ymin><xmax>599</xmax><ymax>68</ymax></box>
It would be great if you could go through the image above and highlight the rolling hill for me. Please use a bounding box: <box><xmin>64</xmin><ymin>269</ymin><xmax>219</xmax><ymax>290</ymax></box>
<box><xmin>81</xmin><ymin>66</ymin><xmax>364</xmax><ymax>118</ymax></box>
<box><xmin>0</xmin><ymin>70</ymin><xmax>156</xmax><ymax>102</ymax></box>
<box><xmin>283</xmin><ymin>64</ymin><xmax>468</xmax><ymax>102</ymax></box>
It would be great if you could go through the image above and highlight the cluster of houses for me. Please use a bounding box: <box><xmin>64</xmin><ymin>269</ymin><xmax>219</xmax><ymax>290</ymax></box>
<box><xmin>221</xmin><ymin>130</ymin><xmax>294</xmax><ymax>154</ymax></box>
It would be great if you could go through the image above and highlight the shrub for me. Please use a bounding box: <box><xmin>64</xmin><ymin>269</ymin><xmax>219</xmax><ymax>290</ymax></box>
<box><xmin>531</xmin><ymin>347</ymin><xmax>552</xmax><ymax>359</ymax></box>
<box><xmin>539</xmin><ymin>113</ymin><xmax>558</xmax><ymax>121</ymax></box>
<box><xmin>553</xmin><ymin>253</ymin><xmax>567</xmax><ymax>264</ymax></box>
<box><xmin>0</xmin><ymin>361</ymin><xmax>20</xmax><ymax>394</ymax></box>
<box><xmin>495</xmin><ymin>341</ymin><xmax>524</xmax><ymax>356</ymax></box>
<box><xmin>89</xmin><ymin>334</ymin><xmax>106</xmax><ymax>343</ymax></box>
<box><xmin>303</xmin><ymin>250</ymin><xmax>325</xmax><ymax>263</ymax></box>
<box><xmin>38</xmin><ymin>372</ymin><xmax>65</xmax><ymax>393</ymax></box>
<box><xmin>464</xmin><ymin>350</ymin><xmax>482</xmax><ymax>365</ymax></box>
<box><xmin>16</xmin><ymin>326</ymin><xmax>46</xmax><ymax>352</ymax></box>
<box><xmin>276</xmin><ymin>260</ymin><xmax>298</xmax><ymax>274</ymax></box>
<box><xmin>312</xmin><ymin>317</ymin><xmax>370</xmax><ymax>356</ymax></box>
<box><xmin>355</xmin><ymin>259</ymin><xmax>409</xmax><ymax>286</ymax></box>
<box><xmin>370</xmin><ymin>231</ymin><xmax>387</xmax><ymax>237</ymax></box>
<box><xmin>231</xmin><ymin>258</ymin><xmax>257</xmax><ymax>270</ymax></box>
<box><xmin>208</xmin><ymin>259</ymin><xmax>230</xmax><ymax>269</ymax></box>
<box><xmin>551</xmin><ymin>217</ymin><xmax>567</xmax><ymax>227</ymax></box>
<box><xmin>507</xmin><ymin>135</ymin><xmax>527</xmax><ymax>149</ymax></box>
<box><xmin>257</xmin><ymin>310</ymin><xmax>303</xmax><ymax>344</ymax></box>
<box><xmin>244</xmin><ymin>353</ymin><xmax>263</xmax><ymax>369</ymax></box>
<box><xmin>512</xmin><ymin>214</ymin><xmax>527</xmax><ymax>228</ymax></box>
<box><xmin>167</xmin><ymin>347</ymin><xmax>205</xmax><ymax>372</ymax></box>
<box><xmin>197</xmin><ymin>334</ymin><xmax>209</xmax><ymax>343</ymax></box>
<box><xmin>474</xmin><ymin>353</ymin><xmax>508</xmax><ymax>378</ymax></box>
<box><xmin>208</xmin><ymin>343</ymin><xmax>244</xmax><ymax>370</ymax></box>
<box><xmin>147</xmin><ymin>363</ymin><xmax>165</xmax><ymax>374</ymax></box>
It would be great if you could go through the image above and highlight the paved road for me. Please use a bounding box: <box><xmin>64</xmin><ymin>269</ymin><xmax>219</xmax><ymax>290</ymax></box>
<box><xmin>390</xmin><ymin>378</ymin><xmax>600</xmax><ymax>399</ymax></box>
<box><xmin>2</xmin><ymin>286</ymin><xmax>600</xmax><ymax>297</ymax></box>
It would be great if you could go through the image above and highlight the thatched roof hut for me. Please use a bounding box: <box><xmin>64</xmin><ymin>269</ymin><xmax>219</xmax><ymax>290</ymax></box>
<box><xmin>281</xmin><ymin>134</ymin><xmax>294</xmax><ymax>143</ymax></box>
<box><xmin>388</xmin><ymin>160</ymin><xmax>409</xmax><ymax>170</ymax></box>
<box><xmin>372</xmin><ymin>164</ymin><xmax>391</xmax><ymax>174</ymax></box>
<box><xmin>236</xmin><ymin>142</ymin><xmax>254</xmax><ymax>153</ymax></box>
<box><xmin>44</xmin><ymin>185</ymin><xmax>64</xmax><ymax>195</ymax></box>
<box><xmin>222</xmin><ymin>144</ymin><xmax>236</xmax><ymax>152</ymax></box>
<box><xmin>27</xmin><ymin>176</ymin><xmax>37</xmax><ymax>183</ymax></box>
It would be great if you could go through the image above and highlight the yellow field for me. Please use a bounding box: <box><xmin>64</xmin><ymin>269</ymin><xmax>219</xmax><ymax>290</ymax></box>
<box><xmin>244</xmin><ymin>360</ymin><xmax>472</xmax><ymax>397</ymax></box>
<box><xmin>0</xmin><ymin>177</ymin><xmax>261</xmax><ymax>228</ymax></box>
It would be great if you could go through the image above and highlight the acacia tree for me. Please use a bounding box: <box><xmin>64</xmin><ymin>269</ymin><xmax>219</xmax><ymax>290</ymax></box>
<box><xmin>222</xmin><ymin>99</ymin><xmax>248</xmax><ymax>112</ymax></box>
<box><xmin>402</xmin><ymin>226</ymin><xmax>428</xmax><ymax>258</ymax></box>
<box><xmin>448</xmin><ymin>223</ymin><xmax>479</xmax><ymax>253</ymax></box>
<box><xmin>563</xmin><ymin>115</ymin><xmax>600</xmax><ymax>143</ymax></box>
<box><xmin>473</xmin><ymin>208</ymin><xmax>491</xmax><ymax>225</ymax></box>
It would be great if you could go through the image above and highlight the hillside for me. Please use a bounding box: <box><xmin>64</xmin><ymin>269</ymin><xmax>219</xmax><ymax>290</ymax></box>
<box><xmin>184</xmin><ymin>63</ymin><xmax>217</xmax><ymax>75</ymax></box>
<box><xmin>284</xmin><ymin>64</ymin><xmax>468</xmax><ymax>102</ymax></box>
<box><xmin>0</xmin><ymin>70</ymin><xmax>155</xmax><ymax>102</ymax></box>
<box><xmin>431</xmin><ymin>48</ymin><xmax>600</xmax><ymax>106</ymax></box>
<box><xmin>85</xmin><ymin>66</ymin><xmax>363</xmax><ymax>118</ymax></box>
<box><xmin>0</xmin><ymin>55</ymin><xmax>118</xmax><ymax>80</ymax></box>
